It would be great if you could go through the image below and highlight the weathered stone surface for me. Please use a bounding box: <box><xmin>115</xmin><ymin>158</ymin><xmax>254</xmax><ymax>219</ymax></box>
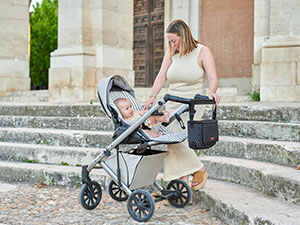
<box><xmin>0</xmin><ymin>128</ymin><xmax>113</xmax><ymax>148</ymax></box>
<box><xmin>201</xmin><ymin>155</ymin><xmax>300</xmax><ymax>206</ymax></box>
<box><xmin>195</xmin><ymin>179</ymin><xmax>300</xmax><ymax>225</ymax></box>
<box><xmin>0</xmin><ymin>115</ymin><xmax>113</xmax><ymax>131</ymax></box>
<box><xmin>202</xmin><ymin>136</ymin><xmax>300</xmax><ymax>167</ymax></box>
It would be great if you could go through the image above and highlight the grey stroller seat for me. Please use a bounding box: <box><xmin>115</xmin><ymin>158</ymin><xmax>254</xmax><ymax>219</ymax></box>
<box><xmin>108</xmin><ymin>90</ymin><xmax>187</xmax><ymax>144</ymax></box>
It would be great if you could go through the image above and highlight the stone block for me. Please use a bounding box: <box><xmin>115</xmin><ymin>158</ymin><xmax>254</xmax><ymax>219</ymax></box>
<box><xmin>269</xmin><ymin>0</ymin><xmax>300</xmax><ymax>37</ymax></box>
<box><xmin>251</xmin><ymin>63</ymin><xmax>260</xmax><ymax>91</ymax></box>
<box><xmin>96</xmin><ymin>45</ymin><xmax>132</xmax><ymax>70</ymax></box>
<box><xmin>49</xmin><ymin>68</ymin><xmax>71</xmax><ymax>87</ymax></box>
<box><xmin>0</xmin><ymin>77</ymin><xmax>30</xmax><ymax>96</ymax></box>
<box><xmin>0</xmin><ymin>3</ymin><xmax>28</xmax><ymax>20</ymax></box>
<box><xmin>0</xmin><ymin>59</ymin><xmax>29</xmax><ymax>77</ymax></box>
<box><xmin>260</xmin><ymin>85</ymin><xmax>300</xmax><ymax>102</ymax></box>
<box><xmin>297</xmin><ymin>61</ymin><xmax>300</xmax><ymax>85</ymax></box>
<box><xmin>261</xmin><ymin>62</ymin><xmax>296</xmax><ymax>85</ymax></box>
<box><xmin>262</xmin><ymin>47</ymin><xmax>300</xmax><ymax>63</ymax></box>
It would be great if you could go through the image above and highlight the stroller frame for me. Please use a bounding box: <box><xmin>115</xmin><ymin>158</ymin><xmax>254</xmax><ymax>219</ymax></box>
<box><xmin>79</xmin><ymin>75</ymin><xmax>215</xmax><ymax>222</ymax></box>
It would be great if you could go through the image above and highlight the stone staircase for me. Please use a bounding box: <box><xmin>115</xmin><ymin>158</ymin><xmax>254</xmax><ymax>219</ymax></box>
<box><xmin>0</xmin><ymin>102</ymin><xmax>299</xmax><ymax>224</ymax></box>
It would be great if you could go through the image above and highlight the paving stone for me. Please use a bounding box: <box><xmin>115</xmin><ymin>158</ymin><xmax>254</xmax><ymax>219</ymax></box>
<box><xmin>0</xmin><ymin>182</ymin><xmax>226</xmax><ymax>225</ymax></box>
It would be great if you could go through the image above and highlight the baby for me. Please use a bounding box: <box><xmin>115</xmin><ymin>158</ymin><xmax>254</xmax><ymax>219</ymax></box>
<box><xmin>114</xmin><ymin>98</ymin><xmax>169</xmax><ymax>137</ymax></box>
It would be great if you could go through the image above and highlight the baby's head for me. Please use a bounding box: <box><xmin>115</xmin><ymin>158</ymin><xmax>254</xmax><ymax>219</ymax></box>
<box><xmin>114</xmin><ymin>98</ymin><xmax>133</xmax><ymax>119</ymax></box>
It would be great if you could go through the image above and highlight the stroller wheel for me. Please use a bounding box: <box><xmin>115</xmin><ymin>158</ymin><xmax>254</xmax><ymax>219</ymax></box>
<box><xmin>166</xmin><ymin>179</ymin><xmax>192</xmax><ymax>208</ymax></box>
<box><xmin>127</xmin><ymin>189</ymin><xmax>155</xmax><ymax>222</ymax></box>
<box><xmin>108</xmin><ymin>180</ymin><xmax>128</xmax><ymax>202</ymax></box>
<box><xmin>79</xmin><ymin>181</ymin><xmax>102</xmax><ymax>210</ymax></box>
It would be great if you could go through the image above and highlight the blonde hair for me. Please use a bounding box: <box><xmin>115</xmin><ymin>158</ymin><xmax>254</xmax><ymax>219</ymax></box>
<box><xmin>166</xmin><ymin>19</ymin><xmax>199</xmax><ymax>56</ymax></box>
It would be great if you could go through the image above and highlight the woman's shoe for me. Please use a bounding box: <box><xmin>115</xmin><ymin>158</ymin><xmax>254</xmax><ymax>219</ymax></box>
<box><xmin>191</xmin><ymin>170</ymin><xmax>208</xmax><ymax>191</ymax></box>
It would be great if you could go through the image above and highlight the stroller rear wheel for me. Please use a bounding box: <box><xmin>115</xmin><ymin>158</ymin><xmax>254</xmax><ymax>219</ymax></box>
<box><xmin>108</xmin><ymin>180</ymin><xmax>128</xmax><ymax>202</ymax></box>
<box><xmin>79</xmin><ymin>181</ymin><xmax>102</xmax><ymax>210</ymax></box>
<box><xmin>166</xmin><ymin>179</ymin><xmax>192</xmax><ymax>208</ymax></box>
<box><xmin>127</xmin><ymin>189</ymin><xmax>155</xmax><ymax>222</ymax></box>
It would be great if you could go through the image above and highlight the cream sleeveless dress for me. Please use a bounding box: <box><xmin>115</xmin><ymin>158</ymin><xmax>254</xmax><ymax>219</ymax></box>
<box><xmin>164</xmin><ymin>44</ymin><xmax>205</xmax><ymax>181</ymax></box>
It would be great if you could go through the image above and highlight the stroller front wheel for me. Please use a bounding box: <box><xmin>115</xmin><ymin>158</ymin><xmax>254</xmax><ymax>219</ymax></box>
<box><xmin>108</xmin><ymin>180</ymin><xmax>128</xmax><ymax>202</ymax></box>
<box><xmin>127</xmin><ymin>189</ymin><xmax>155</xmax><ymax>222</ymax></box>
<box><xmin>79</xmin><ymin>181</ymin><xmax>102</xmax><ymax>210</ymax></box>
<box><xmin>166</xmin><ymin>179</ymin><xmax>192</xmax><ymax>208</ymax></box>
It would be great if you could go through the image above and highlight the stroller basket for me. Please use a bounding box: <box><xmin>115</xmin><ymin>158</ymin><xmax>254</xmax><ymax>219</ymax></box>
<box><xmin>105</xmin><ymin>150</ymin><xmax>166</xmax><ymax>189</ymax></box>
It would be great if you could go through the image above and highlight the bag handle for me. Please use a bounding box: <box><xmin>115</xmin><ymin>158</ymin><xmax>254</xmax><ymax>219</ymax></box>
<box><xmin>189</xmin><ymin>100</ymin><xmax>217</xmax><ymax>122</ymax></box>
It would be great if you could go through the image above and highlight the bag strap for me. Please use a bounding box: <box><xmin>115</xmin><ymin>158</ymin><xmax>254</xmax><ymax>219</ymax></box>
<box><xmin>212</xmin><ymin>105</ymin><xmax>217</xmax><ymax>120</ymax></box>
<box><xmin>189</xmin><ymin>99</ymin><xmax>196</xmax><ymax>122</ymax></box>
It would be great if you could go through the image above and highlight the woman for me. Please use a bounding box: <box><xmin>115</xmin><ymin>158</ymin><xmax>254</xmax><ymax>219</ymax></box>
<box><xmin>144</xmin><ymin>19</ymin><xmax>220</xmax><ymax>191</ymax></box>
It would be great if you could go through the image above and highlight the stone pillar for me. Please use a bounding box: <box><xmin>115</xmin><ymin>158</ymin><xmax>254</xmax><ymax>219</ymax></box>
<box><xmin>252</xmin><ymin>0</ymin><xmax>270</xmax><ymax>93</ymax></box>
<box><xmin>49</xmin><ymin>0</ymin><xmax>133</xmax><ymax>102</ymax></box>
<box><xmin>0</xmin><ymin>0</ymin><xmax>30</xmax><ymax>96</ymax></box>
<box><xmin>260</xmin><ymin>0</ymin><xmax>300</xmax><ymax>102</ymax></box>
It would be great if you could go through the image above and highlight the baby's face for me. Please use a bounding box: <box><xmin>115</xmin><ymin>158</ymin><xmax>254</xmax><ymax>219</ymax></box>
<box><xmin>118</xmin><ymin>100</ymin><xmax>134</xmax><ymax>119</ymax></box>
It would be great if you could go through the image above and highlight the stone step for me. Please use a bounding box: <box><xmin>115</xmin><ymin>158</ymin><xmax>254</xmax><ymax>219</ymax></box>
<box><xmin>0</xmin><ymin>127</ymin><xmax>113</xmax><ymax>148</ymax></box>
<box><xmin>1</xmin><ymin>133</ymin><xmax>298</xmax><ymax>168</ymax></box>
<box><xmin>0</xmin><ymin>160</ymin><xmax>299</xmax><ymax>225</ymax></box>
<box><xmin>0</xmin><ymin>160</ymin><xmax>106</xmax><ymax>187</ymax></box>
<box><xmin>202</xmin><ymin>136</ymin><xmax>300</xmax><ymax>168</ymax></box>
<box><xmin>211</xmin><ymin>102</ymin><xmax>300</xmax><ymax>123</ymax></box>
<box><xmin>0</xmin><ymin>116</ymin><xmax>113</xmax><ymax>131</ymax></box>
<box><xmin>200</xmin><ymin>155</ymin><xmax>300</xmax><ymax>206</ymax></box>
<box><xmin>219</xmin><ymin>120</ymin><xmax>300</xmax><ymax>142</ymax></box>
<box><xmin>1</xmin><ymin>102</ymin><xmax>299</xmax><ymax>123</ymax></box>
<box><xmin>195</xmin><ymin>179</ymin><xmax>300</xmax><ymax>225</ymax></box>
<box><xmin>0</xmin><ymin>103</ymin><xmax>104</xmax><ymax>117</ymax></box>
<box><xmin>133</xmin><ymin>87</ymin><xmax>252</xmax><ymax>103</ymax></box>
<box><xmin>0</xmin><ymin>90</ymin><xmax>49</xmax><ymax>102</ymax></box>
<box><xmin>1</xmin><ymin>116</ymin><xmax>299</xmax><ymax>142</ymax></box>
<box><xmin>0</xmin><ymin>142</ymin><xmax>103</xmax><ymax>166</ymax></box>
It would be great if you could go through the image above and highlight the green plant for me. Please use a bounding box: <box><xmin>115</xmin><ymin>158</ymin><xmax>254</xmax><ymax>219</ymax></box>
<box><xmin>49</xmin><ymin>177</ymin><xmax>55</xmax><ymax>185</ymax></box>
<box><xmin>61</xmin><ymin>161</ymin><xmax>69</xmax><ymax>166</ymax></box>
<box><xmin>252</xmin><ymin>91</ymin><xmax>260</xmax><ymax>101</ymax></box>
<box><xmin>160</xmin><ymin>178</ymin><xmax>166</xmax><ymax>189</ymax></box>
<box><xmin>25</xmin><ymin>159</ymin><xmax>36</xmax><ymax>163</ymax></box>
<box><xmin>73</xmin><ymin>172</ymin><xmax>80</xmax><ymax>188</ymax></box>
<box><xmin>90</xmin><ymin>99</ymin><xmax>94</xmax><ymax>105</ymax></box>
<box><xmin>76</xmin><ymin>164</ymin><xmax>82</xmax><ymax>167</ymax></box>
<box><xmin>30</xmin><ymin>0</ymin><xmax>58</xmax><ymax>89</ymax></box>
<box><xmin>41</xmin><ymin>170</ymin><xmax>47</xmax><ymax>184</ymax></box>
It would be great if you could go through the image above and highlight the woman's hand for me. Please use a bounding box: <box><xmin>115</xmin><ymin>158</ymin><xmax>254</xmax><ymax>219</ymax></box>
<box><xmin>144</xmin><ymin>96</ymin><xmax>156</xmax><ymax>110</ymax></box>
<box><xmin>209</xmin><ymin>93</ymin><xmax>220</xmax><ymax>105</ymax></box>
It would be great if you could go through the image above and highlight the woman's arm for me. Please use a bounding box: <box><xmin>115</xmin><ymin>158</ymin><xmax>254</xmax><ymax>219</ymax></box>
<box><xmin>144</xmin><ymin>50</ymin><xmax>172</xmax><ymax>109</ymax></box>
<box><xmin>198</xmin><ymin>46</ymin><xmax>220</xmax><ymax>104</ymax></box>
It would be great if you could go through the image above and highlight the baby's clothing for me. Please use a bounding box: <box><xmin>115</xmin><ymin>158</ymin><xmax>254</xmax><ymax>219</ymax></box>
<box><xmin>125</xmin><ymin>112</ymin><xmax>161</xmax><ymax>135</ymax></box>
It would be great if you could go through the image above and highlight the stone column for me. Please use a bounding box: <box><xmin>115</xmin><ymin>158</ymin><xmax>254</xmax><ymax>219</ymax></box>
<box><xmin>260</xmin><ymin>0</ymin><xmax>300</xmax><ymax>102</ymax></box>
<box><xmin>49</xmin><ymin>0</ymin><xmax>133</xmax><ymax>102</ymax></box>
<box><xmin>253</xmin><ymin>0</ymin><xmax>270</xmax><ymax>93</ymax></box>
<box><xmin>0</xmin><ymin>0</ymin><xmax>30</xmax><ymax>96</ymax></box>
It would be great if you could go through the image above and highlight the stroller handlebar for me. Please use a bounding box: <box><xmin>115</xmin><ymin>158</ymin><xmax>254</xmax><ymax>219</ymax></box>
<box><xmin>163</xmin><ymin>94</ymin><xmax>215</xmax><ymax>105</ymax></box>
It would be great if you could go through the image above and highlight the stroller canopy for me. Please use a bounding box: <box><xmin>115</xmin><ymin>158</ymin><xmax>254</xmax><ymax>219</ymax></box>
<box><xmin>98</xmin><ymin>75</ymin><xmax>135</xmax><ymax>119</ymax></box>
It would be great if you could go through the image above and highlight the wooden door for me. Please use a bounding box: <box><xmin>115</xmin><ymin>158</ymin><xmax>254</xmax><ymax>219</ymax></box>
<box><xmin>133</xmin><ymin>0</ymin><xmax>164</xmax><ymax>87</ymax></box>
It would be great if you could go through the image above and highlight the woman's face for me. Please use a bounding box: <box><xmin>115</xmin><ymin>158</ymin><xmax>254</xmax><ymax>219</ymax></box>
<box><xmin>166</xmin><ymin>33</ymin><xmax>181</xmax><ymax>51</ymax></box>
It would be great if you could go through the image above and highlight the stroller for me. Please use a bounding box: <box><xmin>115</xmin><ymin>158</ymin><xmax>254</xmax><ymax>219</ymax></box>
<box><xmin>79</xmin><ymin>75</ymin><xmax>216</xmax><ymax>222</ymax></box>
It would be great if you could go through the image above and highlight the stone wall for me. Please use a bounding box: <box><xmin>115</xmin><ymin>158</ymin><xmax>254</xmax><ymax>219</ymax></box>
<box><xmin>0</xmin><ymin>0</ymin><xmax>30</xmax><ymax>96</ymax></box>
<box><xmin>49</xmin><ymin>0</ymin><xmax>134</xmax><ymax>102</ymax></box>
<box><xmin>259</xmin><ymin>0</ymin><xmax>300</xmax><ymax>101</ymax></box>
